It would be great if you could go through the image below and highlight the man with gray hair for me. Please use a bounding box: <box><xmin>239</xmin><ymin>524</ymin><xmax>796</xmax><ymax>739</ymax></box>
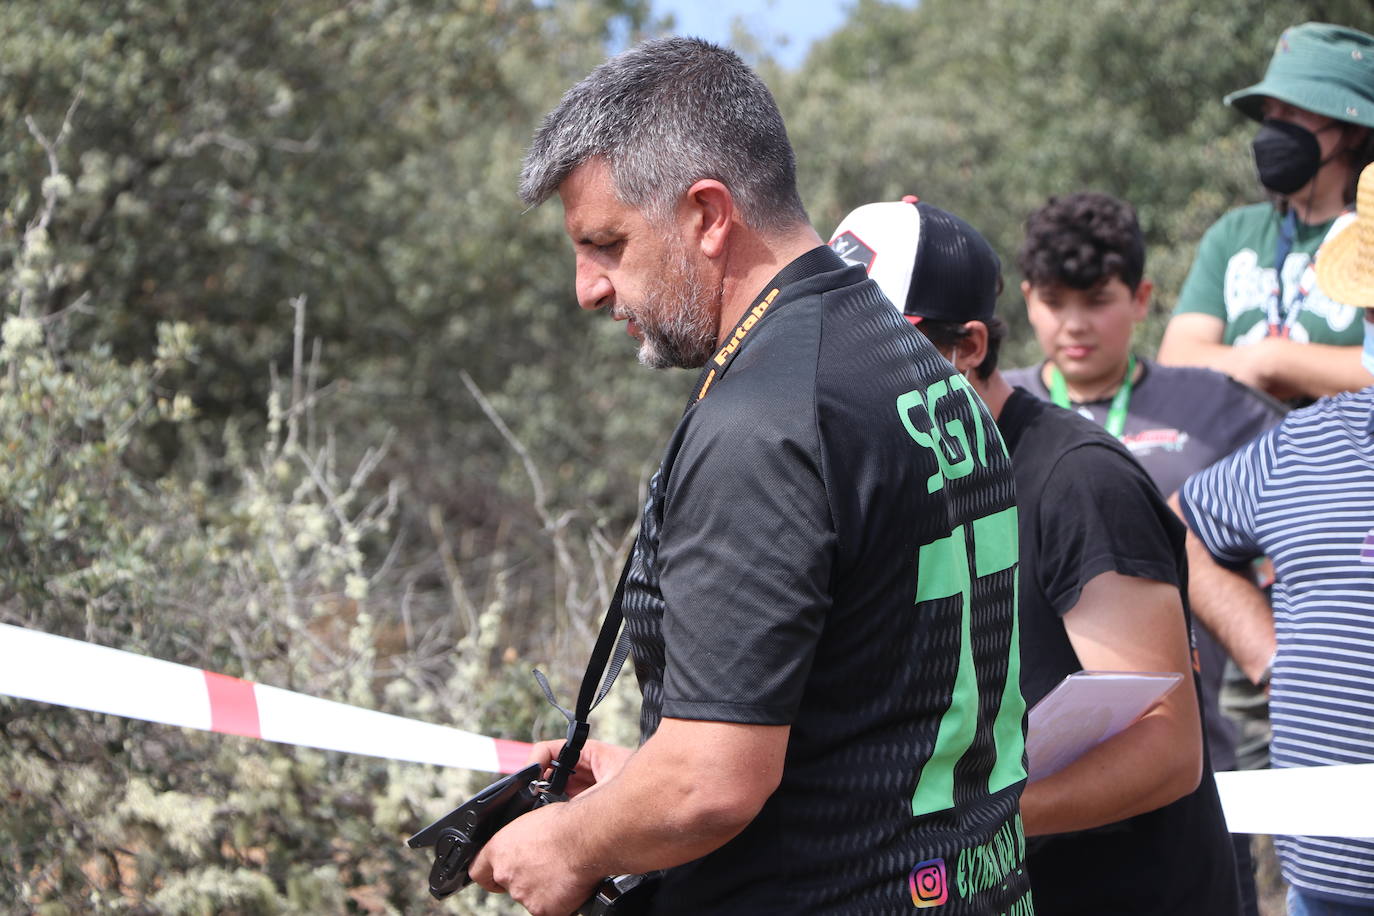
<box><xmin>470</xmin><ymin>38</ymin><xmax>1031</xmax><ymax>915</ymax></box>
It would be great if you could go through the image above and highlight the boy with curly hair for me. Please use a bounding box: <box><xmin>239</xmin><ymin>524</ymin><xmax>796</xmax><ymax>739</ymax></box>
<box><xmin>1004</xmin><ymin>191</ymin><xmax>1286</xmax><ymax>915</ymax></box>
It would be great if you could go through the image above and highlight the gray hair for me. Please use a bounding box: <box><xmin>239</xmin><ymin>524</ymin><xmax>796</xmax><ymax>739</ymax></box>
<box><xmin>519</xmin><ymin>37</ymin><xmax>809</xmax><ymax>232</ymax></box>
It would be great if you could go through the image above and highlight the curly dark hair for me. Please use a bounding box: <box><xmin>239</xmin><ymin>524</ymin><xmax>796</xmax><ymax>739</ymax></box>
<box><xmin>1017</xmin><ymin>192</ymin><xmax>1145</xmax><ymax>292</ymax></box>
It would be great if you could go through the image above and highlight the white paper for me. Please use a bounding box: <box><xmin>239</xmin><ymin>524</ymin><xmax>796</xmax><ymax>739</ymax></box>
<box><xmin>1026</xmin><ymin>670</ymin><xmax>1183</xmax><ymax>782</ymax></box>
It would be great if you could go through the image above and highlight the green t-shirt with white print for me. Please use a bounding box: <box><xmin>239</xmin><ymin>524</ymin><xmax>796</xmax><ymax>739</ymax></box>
<box><xmin>1175</xmin><ymin>202</ymin><xmax>1363</xmax><ymax>346</ymax></box>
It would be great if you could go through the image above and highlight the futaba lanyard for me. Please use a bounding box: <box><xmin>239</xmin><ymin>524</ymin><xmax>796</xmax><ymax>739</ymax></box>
<box><xmin>1048</xmin><ymin>354</ymin><xmax>1136</xmax><ymax>440</ymax></box>
<box><xmin>692</xmin><ymin>285</ymin><xmax>779</xmax><ymax>403</ymax></box>
<box><xmin>688</xmin><ymin>245</ymin><xmax>841</xmax><ymax>405</ymax></box>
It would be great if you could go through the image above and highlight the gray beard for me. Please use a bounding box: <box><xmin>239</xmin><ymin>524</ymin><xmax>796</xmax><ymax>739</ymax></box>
<box><xmin>632</xmin><ymin>248</ymin><xmax>719</xmax><ymax>370</ymax></box>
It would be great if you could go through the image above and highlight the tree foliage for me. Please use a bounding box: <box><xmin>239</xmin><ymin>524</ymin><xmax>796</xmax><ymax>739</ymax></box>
<box><xmin>1</xmin><ymin>2</ymin><xmax>656</xmax><ymax>912</ymax></box>
<box><xmin>781</xmin><ymin>0</ymin><xmax>1374</xmax><ymax>365</ymax></box>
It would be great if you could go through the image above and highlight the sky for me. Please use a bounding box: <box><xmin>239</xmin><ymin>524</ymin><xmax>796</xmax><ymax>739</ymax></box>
<box><xmin>649</xmin><ymin>0</ymin><xmax>916</xmax><ymax>69</ymax></box>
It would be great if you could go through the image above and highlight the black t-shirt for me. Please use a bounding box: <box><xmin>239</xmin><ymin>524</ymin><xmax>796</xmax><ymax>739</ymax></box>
<box><xmin>997</xmin><ymin>389</ymin><xmax>1240</xmax><ymax>915</ymax></box>
<box><xmin>1002</xmin><ymin>359</ymin><xmax>1285</xmax><ymax>771</ymax></box>
<box><xmin>622</xmin><ymin>247</ymin><xmax>1032</xmax><ymax>914</ymax></box>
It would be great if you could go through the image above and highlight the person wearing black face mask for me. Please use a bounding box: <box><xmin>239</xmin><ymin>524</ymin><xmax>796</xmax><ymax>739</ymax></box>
<box><xmin>1251</xmin><ymin>117</ymin><xmax>1344</xmax><ymax>197</ymax></box>
<box><xmin>1158</xmin><ymin>22</ymin><xmax>1374</xmax><ymax>404</ymax></box>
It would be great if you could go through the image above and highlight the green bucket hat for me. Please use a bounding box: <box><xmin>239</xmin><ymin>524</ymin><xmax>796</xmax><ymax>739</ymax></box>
<box><xmin>1225</xmin><ymin>22</ymin><xmax>1374</xmax><ymax>129</ymax></box>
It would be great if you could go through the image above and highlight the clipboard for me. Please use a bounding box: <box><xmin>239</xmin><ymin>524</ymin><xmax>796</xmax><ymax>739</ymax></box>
<box><xmin>1026</xmin><ymin>670</ymin><xmax>1184</xmax><ymax>782</ymax></box>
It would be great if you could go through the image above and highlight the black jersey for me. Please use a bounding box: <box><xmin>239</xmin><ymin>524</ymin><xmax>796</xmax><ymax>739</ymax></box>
<box><xmin>621</xmin><ymin>246</ymin><xmax>1032</xmax><ymax>915</ymax></box>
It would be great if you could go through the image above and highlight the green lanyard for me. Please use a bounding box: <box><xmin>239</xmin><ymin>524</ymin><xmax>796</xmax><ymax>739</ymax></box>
<box><xmin>1048</xmin><ymin>354</ymin><xmax>1136</xmax><ymax>440</ymax></box>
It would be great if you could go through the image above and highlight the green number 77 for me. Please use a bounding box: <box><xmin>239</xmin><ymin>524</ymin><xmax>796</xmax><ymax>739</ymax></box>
<box><xmin>910</xmin><ymin>507</ymin><xmax>1025</xmax><ymax>816</ymax></box>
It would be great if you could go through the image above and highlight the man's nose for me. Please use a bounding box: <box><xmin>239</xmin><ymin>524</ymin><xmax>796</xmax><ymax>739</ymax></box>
<box><xmin>575</xmin><ymin>258</ymin><xmax>613</xmax><ymax>311</ymax></box>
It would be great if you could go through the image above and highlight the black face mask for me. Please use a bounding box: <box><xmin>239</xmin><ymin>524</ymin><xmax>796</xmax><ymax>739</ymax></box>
<box><xmin>1251</xmin><ymin>119</ymin><xmax>1323</xmax><ymax>195</ymax></box>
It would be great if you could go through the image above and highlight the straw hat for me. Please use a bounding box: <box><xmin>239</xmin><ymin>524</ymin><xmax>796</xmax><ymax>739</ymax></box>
<box><xmin>1316</xmin><ymin>163</ymin><xmax>1374</xmax><ymax>307</ymax></box>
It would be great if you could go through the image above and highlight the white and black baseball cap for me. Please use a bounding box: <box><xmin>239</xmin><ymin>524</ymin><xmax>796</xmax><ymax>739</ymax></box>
<box><xmin>828</xmin><ymin>196</ymin><xmax>1001</xmax><ymax>325</ymax></box>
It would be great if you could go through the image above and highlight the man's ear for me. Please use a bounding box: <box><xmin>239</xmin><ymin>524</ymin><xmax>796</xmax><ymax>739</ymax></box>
<box><xmin>953</xmin><ymin>321</ymin><xmax>990</xmax><ymax>376</ymax></box>
<box><xmin>1133</xmin><ymin>279</ymin><xmax>1154</xmax><ymax>321</ymax></box>
<box><xmin>1020</xmin><ymin>279</ymin><xmax>1034</xmax><ymax>313</ymax></box>
<box><xmin>682</xmin><ymin>179</ymin><xmax>734</xmax><ymax>258</ymax></box>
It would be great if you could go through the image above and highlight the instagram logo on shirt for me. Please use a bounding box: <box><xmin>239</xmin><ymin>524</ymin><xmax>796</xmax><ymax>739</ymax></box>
<box><xmin>909</xmin><ymin>858</ymin><xmax>948</xmax><ymax>908</ymax></box>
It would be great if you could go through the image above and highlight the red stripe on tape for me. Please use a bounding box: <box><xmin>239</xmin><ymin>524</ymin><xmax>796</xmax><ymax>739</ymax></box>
<box><xmin>204</xmin><ymin>671</ymin><xmax>262</xmax><ymax>738</ymax></box>
<box><xmin>494</xmin><ymin>738</ymin><xmax>533</xmax><ymax>775</ymax></box>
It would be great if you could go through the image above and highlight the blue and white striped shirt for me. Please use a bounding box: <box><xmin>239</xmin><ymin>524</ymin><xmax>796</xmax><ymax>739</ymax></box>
<box><xmin>1181</xmin><ymin>387</ymin><xmax>1374</xmax><ymax>904</ymax></box>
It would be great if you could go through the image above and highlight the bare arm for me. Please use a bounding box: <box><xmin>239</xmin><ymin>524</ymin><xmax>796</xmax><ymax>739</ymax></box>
<box><xmin>1167</xmin><ymin>492</ymin><xmax>1276</xmax><ymax>684</ymax></box>
<box><xmin>1020</xmin><ymin>572</ymin><xmax>1202</xmax><ymax>837</ymax></box>
<box><xmin>470</xmin><ymin>717</ymin><xmax>788</xmax><ymax>915</ymax></box>
<box><xmin>1158</xmin><ymin>313</ymin><xmax>1372</xmax><ymax>399</ymax></box>
<box><xmin>1157</xmin><ymin>314</ymin><xmax>1247</xmax><ymax>379</ymax></box>
<box><xmin>1245</xmin><ymin>338</ymin><xmax>1373</xmax><ymax>399</ymax></box>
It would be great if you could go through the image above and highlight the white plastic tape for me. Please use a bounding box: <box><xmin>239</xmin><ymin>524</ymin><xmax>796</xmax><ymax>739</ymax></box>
<box><xmin>3</xmin><ymin>623</ymin><xmax>1372</xmax><ymax>837</ymax></box>
<box><xmin>1215</xmin><ymin>764</ymin><xmax>1374</xmax><ymax>838</ymax></box>
<box><xmin>0</xmin><ymin>622</ymin><xmax>531</xmax><ymax>774</ymax></box>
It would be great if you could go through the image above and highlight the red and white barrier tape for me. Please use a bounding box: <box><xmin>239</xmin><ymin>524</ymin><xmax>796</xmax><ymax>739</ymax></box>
<box><xmin>1</xmin><ymin>623</ymin><xmax>1371</xmax><ymax>838</ymax></box>
<box><xmin>0</xmin><ymin>622</ymin><xmax>531</xmax><ymax>775</ymax></box>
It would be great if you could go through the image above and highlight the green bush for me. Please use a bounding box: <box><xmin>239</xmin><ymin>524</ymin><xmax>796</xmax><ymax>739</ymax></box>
<box><xmin>0</xmin><ymin>82</ymin><xmax>637</xmax><ymax>915</ymax></box>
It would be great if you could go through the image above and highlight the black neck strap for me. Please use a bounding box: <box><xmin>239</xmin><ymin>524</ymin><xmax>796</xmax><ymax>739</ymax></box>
<box><xmin>535</xmin><ymin>551</ymin><xmax>635</xmax><ymax>795</ymax></box>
